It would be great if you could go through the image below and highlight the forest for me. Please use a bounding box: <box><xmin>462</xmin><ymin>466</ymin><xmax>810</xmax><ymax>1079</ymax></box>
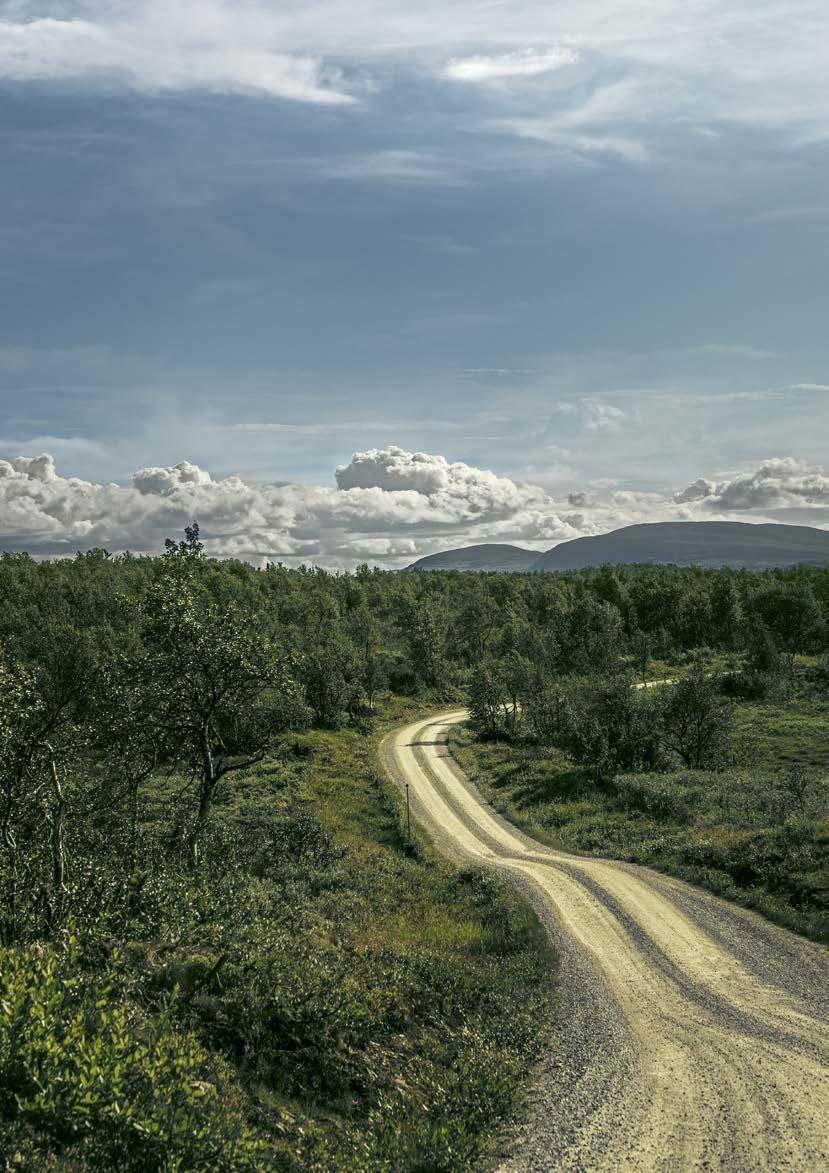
<box><xmin>1</xmin><ymin>529</ymin><xmax>827</xmax><ymax>1169</ymax></box>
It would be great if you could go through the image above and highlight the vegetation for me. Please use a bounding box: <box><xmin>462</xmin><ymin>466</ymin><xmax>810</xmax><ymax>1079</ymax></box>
<box><xmin>454</xmin><ymin>672</ymin><xmax>829</xmax><ymax>943</ymax></box>
<box><xmin>1</xmin><ymin>536</ymin><xmax>827</xmax><ymax>1164</ymax></box>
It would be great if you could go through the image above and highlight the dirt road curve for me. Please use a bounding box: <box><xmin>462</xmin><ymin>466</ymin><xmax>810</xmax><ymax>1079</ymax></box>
<box><xmin>381</xmin><ymin>710</ymin><xmax>829</xmax><ymax>1172</ymax></box>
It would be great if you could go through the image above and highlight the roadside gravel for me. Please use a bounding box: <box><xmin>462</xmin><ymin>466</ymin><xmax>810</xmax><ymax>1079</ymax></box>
<box><xmin>381</xmin><ymin>711</ymin><xmax>829</xmax><ymax>1171</ymax></box>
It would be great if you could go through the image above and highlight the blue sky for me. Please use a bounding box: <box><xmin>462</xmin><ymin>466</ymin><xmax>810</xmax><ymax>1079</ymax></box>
<box><xmin>1</xmin><ymin>2</ymin><xmax>828</xmax><ymax>564</ymax></box>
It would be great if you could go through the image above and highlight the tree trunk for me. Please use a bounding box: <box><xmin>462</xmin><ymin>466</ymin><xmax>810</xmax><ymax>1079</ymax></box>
<box><xmin>1</xmin><ymin>813</ymin><xmax>18</xmax><ymax>946</ymax></box>
<box><xmin>187</xmin><ymin>724</ymin><xmax>216</xmax><ymax>868</ymax></box>
<box><xmin>46</xmin><ymin>748</ymin><xmax>68</xmax><ymax>930</ymax></box>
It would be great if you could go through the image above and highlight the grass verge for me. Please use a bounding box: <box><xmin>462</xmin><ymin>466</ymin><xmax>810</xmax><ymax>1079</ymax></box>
<box><xmin>451</xmin><ymin>690</ymin><xmax>829</xmax><ymax>945</ymax></box>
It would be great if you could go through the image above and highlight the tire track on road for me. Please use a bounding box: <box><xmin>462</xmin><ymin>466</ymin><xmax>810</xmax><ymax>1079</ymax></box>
<box><xmin>382</xmin><ymin>711</ymin><xmax>829</xmax><ymax>1171</ymax></box>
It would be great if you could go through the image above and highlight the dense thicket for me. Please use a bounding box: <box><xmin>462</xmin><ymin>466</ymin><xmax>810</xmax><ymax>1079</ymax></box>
<box><xmin>0</xmin><ymin>537</ymin><xmax>827</xmax><ymax>1165</ymax></box>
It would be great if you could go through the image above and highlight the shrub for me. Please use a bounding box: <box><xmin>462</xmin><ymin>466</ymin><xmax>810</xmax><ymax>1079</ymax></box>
<box><xmin>661</xmin><ymin>665</ymin><xmax>733</xmax><ymax>768</ymax></box>
<box><xmin>722</xmin><ymin>822</ymin><xmax>817</xmax><ymax>893</ymax></box>
<box><xmin>0</xmin><ymin>937</ymin><xmax>267</xmax><ymax>1171</ymax></box>
<box><xmin>566</xmin><ymin>675</ymin><xmax>665</xmax><ymax>778</ymax></box>
<box><xmin>720</xmin><ymin>669</ymin><xmax>778</xmax><ymax>700</ymax></box>
<box><xmin>612</xmin><ymin>773</ymin><xmax>695</xmax><ymax>822</ymax></box>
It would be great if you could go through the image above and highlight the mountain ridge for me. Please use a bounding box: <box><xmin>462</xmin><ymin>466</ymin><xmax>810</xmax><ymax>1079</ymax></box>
<box><xmin>406</xmin><ymin>521</ymin><xmax>829</xmax><ymax>572</ymax></box>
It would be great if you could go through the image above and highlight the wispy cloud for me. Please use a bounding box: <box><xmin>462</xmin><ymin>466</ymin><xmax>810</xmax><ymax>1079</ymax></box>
<box><xmin>552</xmin><ymin>398</ymin><xmax>631</xmax><ymax>433</ymax></box>
<box><xmin>491</xmin><ymin>120</ymin><xmax>650</xmax><ymax>165</ymax></box>
<box><xmin>460</xmin><ymin>368</ymin><xmax>540</xmax><ymax>377</ymax></box>
<box><xmin>444</xmin><ymin>47</ymin><xmax>578</xmax><ymax>82</ymax></box>
<box><xmin>0</xmin><ymin>8</ymin><xmax>354</xmax><ymax>104</ymax></box>
<box><xmin>691</xmin><ymin>343</ymin><xmax>778</xmax><ymax>360</ymax></box>
<box><xmin>1</xmin><ymin>1</ymin><xmax>828</xmax><ymax>189</ymax></box>
<box><xmin>224</xmin><ymin>419</ymin><xmax>466</xmax><ymax>435</ymax></box>
<box><xmin>317</xmin><ymin>150</ymin><xmax>463</xmax><ymax>184</ymax></box>
<box><xmin>3</xmin><ymin>2</ymin><xmax>827</xmax><ymax>147</ymax></box>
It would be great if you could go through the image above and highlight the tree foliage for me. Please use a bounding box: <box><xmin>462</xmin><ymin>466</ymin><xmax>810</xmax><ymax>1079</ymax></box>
<box><xmin>0</xmin><ymin>529</ymin><xmax>828</xmax><ymax>1161</ymax></box>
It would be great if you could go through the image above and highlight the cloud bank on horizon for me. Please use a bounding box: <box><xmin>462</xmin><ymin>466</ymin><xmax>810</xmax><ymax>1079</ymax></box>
<box><xmin>1</xmin><ymin>4</ymin><xmax>828</xmax><ymax>523</ymax></box>
<box><xmin>1</xmin><ymin>447</ymin><xmax>827</xmax><ymax>570</ymax></box>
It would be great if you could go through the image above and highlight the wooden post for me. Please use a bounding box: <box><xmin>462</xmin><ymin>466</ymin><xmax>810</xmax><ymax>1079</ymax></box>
<box><xmin>405</xmin><ymin>782</ymin><xmax>411</xmax><ymax>845</ymax></box>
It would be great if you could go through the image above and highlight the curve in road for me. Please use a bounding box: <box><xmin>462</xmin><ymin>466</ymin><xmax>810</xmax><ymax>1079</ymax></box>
<box><xmin>381</xmin><ymin>710</ymin><xmax>829</xmax><ymax>1171</ymax></box>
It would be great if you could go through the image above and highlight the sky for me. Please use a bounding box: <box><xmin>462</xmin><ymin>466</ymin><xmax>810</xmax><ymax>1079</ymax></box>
<box><xmin>1</xmin><ymin>1</ymin><xmax>828</xmax><ymax>567</ymax></box>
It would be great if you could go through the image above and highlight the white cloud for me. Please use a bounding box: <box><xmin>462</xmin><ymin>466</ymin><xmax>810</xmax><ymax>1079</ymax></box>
<box><xmin>444</xmin><ymin>47</ymin><xmax>578</xmax><ymax>82</ymax></box>
<box><xmin>674</xmin><ymin>457</ymin><xmax>829</xmax><ymax>511</ymax></box>
<box><xmin>2</xmin><ymin>2</ymin><xmax>828</xmax><ymax>151</ymax></box>
<box><xmin>552</xmin><ymin>398</ymin><xmax>629</xmax><ymax>432</ymax></box>
<box><xmin>318</xmin><ymin>150</ymin><xmax>462</xmax><ymax>184</ymax></box>
<box><xmin>0</xmin><ymin>6</ymin><xmax>354</xmax><ymax>104</ymax></box>
<box><xmin>485</xmin><ymin>75</ymin><xmax>658</xmax><ymax>164</ymax></box>
<box><xmin>674</xmin><ymin>477</ymin><xmax>715</xmax><ymax>504</ymax></box>
<box><xmin>0</xmin><ymin>453</ymin><xmax>59</xmax><ymax>483</ymax></box>
<box><xmin>132</xmin><ymin>461</ymin><xmax>216</xmax><ymax>496</ymax></box>
<box><xmin>335</xmin><ymin>445</ymin><xmax>547</xmax><ymax>520</ymax></box>
<box><xmin>491</xmin><ymin>120</ymin><xmax>652</xmax><ymax>164</ymax></box>
<box><xmin>0</xmin><ymin>446</ymin><xmax>826</xmax><ymax>569</ymax></box>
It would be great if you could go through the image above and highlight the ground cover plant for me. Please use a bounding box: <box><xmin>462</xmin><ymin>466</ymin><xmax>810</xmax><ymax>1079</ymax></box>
<box><xmin>0</xmin><ymin>707</ymin><xmax>555</xmax><ymax>1171</ymax></box>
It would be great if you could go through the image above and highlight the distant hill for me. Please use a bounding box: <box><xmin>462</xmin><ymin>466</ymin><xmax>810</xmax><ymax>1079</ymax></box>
<box><xmin>407</xmin><ymin>543</ymin><xmax>539</xmax><ymax>572</ymax></box>
<box><xmin>408</xmin><ymin>522</ymin><xmax>829</xmax><ymax>573</ymax></box>
<box><xmin>532</xmin><ymin>522</ymin><xmax>829</xmax><ymax>570</ymax></box>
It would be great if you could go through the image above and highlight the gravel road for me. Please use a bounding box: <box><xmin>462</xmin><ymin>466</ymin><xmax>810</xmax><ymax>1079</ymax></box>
<box><xmin>381</xmin><ymin>710</ymin><xmax>829</xmax><ymax>1171</ymax></box>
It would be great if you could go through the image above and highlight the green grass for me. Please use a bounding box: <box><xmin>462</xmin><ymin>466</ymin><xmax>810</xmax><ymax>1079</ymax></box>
<box><xmin>734</xmin><ymin>695</ymin><xmax>829</xmax><ymax>772</ymax></box>
<box><xmin>451</xmin><ymin>688</ymin><xmax>829</xmax><ymax>944</ymax></box>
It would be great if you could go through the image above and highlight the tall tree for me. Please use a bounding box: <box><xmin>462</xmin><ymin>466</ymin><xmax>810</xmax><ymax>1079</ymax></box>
<box><xmin>134</xmin><ymin>560</ymin><xmax>306</xmax><ymax>863</ymax></box>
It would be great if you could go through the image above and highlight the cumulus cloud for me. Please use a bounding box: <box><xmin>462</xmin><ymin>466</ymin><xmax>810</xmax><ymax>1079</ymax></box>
<box><xmin>0</xmin><ymin>447</ymin><xmax>827</xmax><ymax>569</ymax></box>
<box><xmin>675</xmin><ymin>458</ymin><xmax>829</xmax><ymax>511</ymax></box>
<box><xmin>0</xmin><ymin>453</ymin><xmax>59</xmax><ymax>483</ymax></box>
<box><xmin>132</xmin><ymin>461</ymin><xmax>215</xmax><ymax>496</ymax></box>
<box><xmin>335</xmin><ymin>446</ymin><xmax>545</xmax><ymax>518</ymax></box>
<box><xmin>444</xmin><ymin>47</ymin><xmax>579</xmax><ymax>82</ymax></box>
<box><xmin>674</xmin><ymin>478</ymin><xmax>715</xmax><ymax>504</ymax></box>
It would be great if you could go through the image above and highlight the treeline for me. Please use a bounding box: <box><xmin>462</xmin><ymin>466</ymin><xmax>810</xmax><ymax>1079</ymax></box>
<box><xmin>1</xmin><ymin>540</ymin><xmax>827</xmax><ymax>942</ymax></box>
<box><xmin>0</xmin><ymin>534</ymin><xmax>827</xmax><ymax>1164</ymax></box>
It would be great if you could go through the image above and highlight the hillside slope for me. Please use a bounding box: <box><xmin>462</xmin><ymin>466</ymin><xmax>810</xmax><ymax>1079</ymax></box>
<box><xmin>408</xmin><ymin>542</ymin><xmax>539</xmax><ymax>572</ymax></box>
<box><xmin>408</xmin><ymin>521</ymin><xmax>829</xmax><ymax>572</ymax></box>
<box><xmin>532</xmin><ymin>521</ymin><xmax>829</xmax><ymax>570</ymax></box>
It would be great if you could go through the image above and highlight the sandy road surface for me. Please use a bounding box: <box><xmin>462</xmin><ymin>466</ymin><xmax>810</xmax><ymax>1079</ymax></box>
<box><xmin>381</xmin><ymin>710</ymin><xmax>829</xmax><ymax>1171</ymax></box>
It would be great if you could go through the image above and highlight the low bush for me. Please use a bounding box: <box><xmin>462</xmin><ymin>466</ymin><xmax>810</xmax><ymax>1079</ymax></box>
<box><xmin>611</xmin><ymin>773</ymin><xmax>696</xmax><ymax>822</ymax></box>
<box><xmin>0</xmin><ymin>937</ymin><xmax>266</xmax><ymax>1171</ymax></box>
